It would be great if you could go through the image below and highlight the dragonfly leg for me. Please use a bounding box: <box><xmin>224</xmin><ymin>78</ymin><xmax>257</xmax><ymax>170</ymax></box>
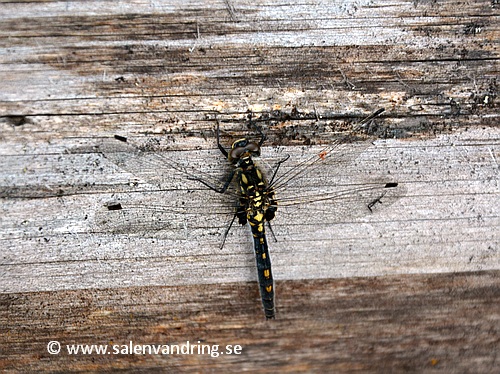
<box><xmin>269</xmin><ymin>154</ymin><xmax>290</xmax><ymax>186</ymax></box>
<box><xmin>220</xmin><ymin>201</ymin><xmax>247</xmax><ymax>249</ymax></box>
<box><xmin>267</xmin><ymin>221</ymin><xmax>278</xmax><ymax>243</ymax></box>
<box><xmin>188</xmin><ymin>168</ymin><xmax>236</xmax><ymax>194</ymax></box>
<box><xmin>247</xmin><ymin>112</ymin><xmax>267</xmax><ymax>147</ymax></box>
<box><xmin>215</xmin><ymin>117</ymin><xmax>229</xmax><ymax>158</ymax></box>
<box><xmin>220</xmin><ymin>212</ymin><xmax>238</xmax><ymax>249</ymax></box>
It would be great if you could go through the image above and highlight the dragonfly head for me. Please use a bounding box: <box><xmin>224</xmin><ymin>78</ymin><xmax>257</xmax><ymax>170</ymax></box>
<box><xmin>229</xmin><ymin>138</ymin><xmax>261</xmax><ymax>164</ymax></box>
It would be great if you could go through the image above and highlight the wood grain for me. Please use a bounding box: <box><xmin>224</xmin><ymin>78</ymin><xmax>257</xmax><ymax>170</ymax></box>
<box><xmin>1</xmin><ymin>272</ymin><xmax>499</xmax><ymax>372</ymax></box>
<box><xmin>1</xmin><ymin>0</ymin><xmax>499</xmax><ymax>372</ymax></box>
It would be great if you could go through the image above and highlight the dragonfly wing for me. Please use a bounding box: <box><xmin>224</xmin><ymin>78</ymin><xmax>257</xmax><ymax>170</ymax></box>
<box><xmin>265</xmin><ymin>139</ymin><xmax>404</xmax><ymax>237</ymax></box>
<box><xmin>95</xmin><ymin>137</ymin><xmax>240</xmax><ymax>240</ymax></box>
<box><xmin>93</xmin><ymin>189</ymin><xmax>238</xmax><ymax>240</ymax></box>
<box><xmin>269</xmin><ymin>142</ymin><xmax>372</xmax><ymax>194</ymax></box>
<box><xmin>99</xmin><ymin>137</ymin><xmax>240</xmax><ymax>198</ymax></box>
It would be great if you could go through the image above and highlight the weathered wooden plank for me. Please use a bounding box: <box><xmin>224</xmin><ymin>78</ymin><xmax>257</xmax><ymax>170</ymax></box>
<box><xmin>0</xmin><ymin>0</ymin><xmax>499</xmax><ymax>371</ymax></box>
<box><xmin>1</xmin><ymin>127</ymin><xmax>499</xmax><ymax>294</ymax></box>
<box><xmin>1</xmin><ymin>271</ymin><xmax>499</xmax><ymax>372</ymax></box>
<box><xmin>1</xmin><ymin>0</ymin><xmax>498</xmax><ymax>118</ymax></box>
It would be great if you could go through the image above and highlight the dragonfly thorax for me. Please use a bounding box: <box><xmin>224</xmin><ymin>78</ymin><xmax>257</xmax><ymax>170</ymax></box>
<box><xmin>237</xmin><ymin>165</ymin><xmax>277</xmax><ymax>226</ymax></box>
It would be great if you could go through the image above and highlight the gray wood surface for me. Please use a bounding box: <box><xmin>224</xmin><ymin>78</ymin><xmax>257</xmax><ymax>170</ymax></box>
<box><xmin>1</xmin><ymin>0</ymin><xmax>499</xmax><ymax>372</ymax></box>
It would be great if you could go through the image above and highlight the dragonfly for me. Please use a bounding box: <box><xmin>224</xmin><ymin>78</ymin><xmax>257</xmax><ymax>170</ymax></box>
<box><xmin>99</xmin><ymin>108</ymin><xmax>401</xmax><ymax>320</ymax></box>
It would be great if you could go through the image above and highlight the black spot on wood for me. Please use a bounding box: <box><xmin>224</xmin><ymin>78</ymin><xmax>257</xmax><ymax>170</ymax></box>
<box><xmin>2</xmin><ymin>115</ymin><xmax>28</xmax><ymax>127</ymax></box>
<box><xmin>114</xmin><ymin>135</ymin><xmax>128</xmax><ymax>143</ymax></box>
<box><xmin>106</xmin><ymin>202</ymin><xmax>123</xmax><ymax>211</ymax></box>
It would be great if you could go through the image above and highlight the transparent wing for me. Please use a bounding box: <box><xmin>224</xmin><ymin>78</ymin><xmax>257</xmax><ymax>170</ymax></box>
<box><xmin>100</xmin><ymin>136</ymin><xmax>240</xmax><ymax>199</ymax></box>
<box><xmin>95</xmin><ymin>108</ymin><xmax>404</xmax><ymax>243</ymax></box>
<box><xmin>95</xmin><ymin>136</ymin><xmax>240</xmax><ymax>239</ymax></box>
<box><xmin>268</xmin><ymin>107</ymin><xmax>385</xmax><ymax>194</ymax></box>
<box><xmin>261</xmin><ymin>142</ymin><xmax>403</xmax><ymax>238</ymax></box>
<box><xmin>258</xmin><ymin>108</ymin><xmax>403</xmax><ymax>230</ymax></box>
<box><xmin>93</xmin><ymin>189</ymin><xmax>238</xmax><ymax>241</ymax></box>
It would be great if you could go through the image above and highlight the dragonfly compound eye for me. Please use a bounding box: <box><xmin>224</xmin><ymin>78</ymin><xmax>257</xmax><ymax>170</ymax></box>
<box><xmin>229</xmin><ymin>141</ymin><xmax>261</xmax><ymax>162</ymax></box>
<box><xmin>231</xmin><ymin>139</ymin><xmax>249</xmax><ymax>149</ymax></box>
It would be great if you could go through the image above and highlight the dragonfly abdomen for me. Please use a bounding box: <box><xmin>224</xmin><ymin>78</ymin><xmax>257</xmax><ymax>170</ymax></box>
<box><xmin>233</xmin><ymin>143</ymin><xmax>277</xmax><ymax>319</ymax></box>
<box><xmin>250</xmin><ymin>223</ymin><xmax>275</xmax><ymax>319</ymax></box>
